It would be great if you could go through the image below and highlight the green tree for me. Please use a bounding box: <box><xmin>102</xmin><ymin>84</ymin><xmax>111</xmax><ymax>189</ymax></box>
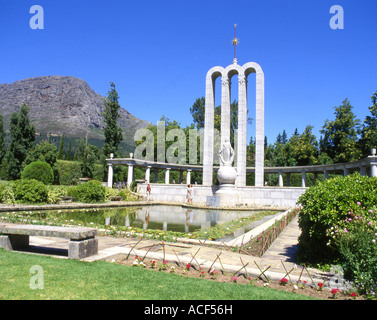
<box><xmin>0</xmin><ymin>114</ymin><xmax>5</xmax><ymax>165</ymax></box>
<box><xmin>276</xmin><ymin>133</ymin><xmax>283</xmax><ymax>144</ymax></box>
<box><xmin>82</xmin><ymin>142</ymin><xmax>104</xmax><ymax>178</ymax></box>
<box><xmin>360</xmin><ymin>91</ymin><xmax>377</xmax><ymax>157</ymax></box>
<box><xmin>5</xmin><ymin>104</ymin><xmax>35</xmax><ymax>180</ymax></box>
<box><xmin>102</xmin><ymin>82</ymin><xmax>123</xmax><ymax>158</ymax></box>
<box><xmin>320</xmin><ymin>99</ymin><xmax>361</xmax><ymax>163</ymax></box>
<box><xmin>290</xmin><ymin>125</ymin><xmax>319</xmax><ymax>166</ymax></box>
<box><xmin>265</xmin><ymin>132</ymin><xmax>297</xmax><ymax>168</ymax></box>
<box><xmin>190</xmin><ymin>97</ymin><xmax>205</xmax><ymax>130</ymax></box>
<box><xmin>67</xmin><ymin>139</ymin><xmax>72</xmax><ymax>160</ymax></box>
<box><xmin>23</xmin><ymin>141</ymin><xmax>57</xmax><ymax>168</ymax></box>
<box><xmin>57</xmin><ymin>133</ymin><xmax>65</xmax><ymax>159</ymax></box>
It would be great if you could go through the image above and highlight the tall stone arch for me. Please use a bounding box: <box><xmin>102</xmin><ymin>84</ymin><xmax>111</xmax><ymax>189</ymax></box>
<box><xmin>202</xmin><ymin>62</ymin><xmax>265</xmax><ymax>187</ymax></box>
<box><xmin>202</xmin><ymin>66</ymin><xmax>224</xmax><ymax>186</ymax></box>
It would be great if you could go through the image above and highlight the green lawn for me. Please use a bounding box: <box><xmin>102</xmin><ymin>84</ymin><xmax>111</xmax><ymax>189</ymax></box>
<box><xmin>0</xmin><ymin>249</ymin><xmax>317</xmax><ymax>300</ymax></box>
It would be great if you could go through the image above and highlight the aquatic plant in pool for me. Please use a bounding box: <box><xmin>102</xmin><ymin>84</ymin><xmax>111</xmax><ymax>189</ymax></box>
<box><xmin>0</xmin><ymin>206</ymin><xmax>279</xmax><ymax>241</ymax></box>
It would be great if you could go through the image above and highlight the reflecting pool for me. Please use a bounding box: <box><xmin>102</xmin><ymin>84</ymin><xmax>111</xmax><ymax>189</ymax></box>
<box><xmin>3</xmin><ymin>205</ymin><xmax>281</xmax><ymax>236</ymax></box>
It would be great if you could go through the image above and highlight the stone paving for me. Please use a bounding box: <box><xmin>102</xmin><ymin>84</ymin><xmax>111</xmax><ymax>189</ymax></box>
<box><xmin>25</xmin><ymin>214</ymin><xmax>328</xmax><ymax>286</ymax></box>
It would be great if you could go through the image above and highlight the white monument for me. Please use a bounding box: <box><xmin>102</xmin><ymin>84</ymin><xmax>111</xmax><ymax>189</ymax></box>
<box><xmin>217</xmin><ymin>138</ymin><xmax>237</xmax><ymax>184</ymax></box>
<box><xmin>203</xmin><ymin>25</ymin><xmax>265</xmax><ymax>189</ymax></box>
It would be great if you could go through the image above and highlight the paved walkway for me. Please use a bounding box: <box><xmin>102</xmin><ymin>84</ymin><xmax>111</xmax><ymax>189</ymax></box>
<box><xmin>26</xmin><ymin>214</ymin><xmax>328</xmax><ymax>286</ymax></box>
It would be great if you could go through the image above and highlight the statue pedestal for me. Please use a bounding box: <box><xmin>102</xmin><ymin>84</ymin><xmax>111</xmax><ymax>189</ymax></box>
<box><xmin>217</xmin><ymin>165</ymin><xmax>237</xmax><ymax>185</ymax></box>
<box><xmin>215</xmin><ymin>184</ymin><xmax>240</xmax><ymax>206</ymax></box>
<box><xmin>215</xmin><ymin>139</ymin><xmax>239</xmax><ymax>205</ymax></box>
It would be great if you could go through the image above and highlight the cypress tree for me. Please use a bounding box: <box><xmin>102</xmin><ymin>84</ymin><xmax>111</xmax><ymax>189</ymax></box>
<box><xmin>0</xmin><ymin>114</ymin><xmax>5</xmax><ymax>165</ymax></box>
<box><xmin>5</xmin><ymin>104</ymin><xmax>35</xmax><ymax>180</ymax></box>
<box><xmin>102</xmin><ymin>82</ymin><xmax>123</xmax><ymax>158</ymax></box>
<box><xmin>58</xmin><ymin>133</ymin><xmax>65</xmax><ymax>159</ymax></box>
<box><xmin>67</xmin><ymin>139</ymin><xmax>72</xmax><ymax>160</ymax></box>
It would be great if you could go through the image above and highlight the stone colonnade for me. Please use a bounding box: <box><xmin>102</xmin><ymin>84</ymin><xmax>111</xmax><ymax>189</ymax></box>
<box><xmin>106</xmin><ymin>157</ymin><xmax>198</xmax><ymax>188</ymax></box>
<box><xmin>107</xmin><ymin>153</ymin><xmax>377</xmax><ymax>188</ymax></box>
<box><xmin>266</xmin><ymin>153</ymin><xmax>377</xmax><ymax>187</ymax></box>
<box><xmin>203</xmin><ymin>62</ymin><xmax>264</xmax><ymax>187</ymax></box>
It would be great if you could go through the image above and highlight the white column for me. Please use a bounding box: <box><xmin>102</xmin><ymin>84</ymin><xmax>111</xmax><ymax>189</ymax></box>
<box><xmin>107</xmin><ymin>163</ymin><xmax>113</xmax><ymax>188</ymax></box>
<box><xmin>236</xmin><ymin>74</ymin><xmax>247</xmax><ymax>187</ymax></box>
<box><xmin>220</xmin><ymin>76</ymin><xmax>231</xmax><ymax>153</ymax></box>
<box><xmin>343</xmin><ymin>168</ymin><xmax>349</xmax><ymax>176</ymax></box>
<box><xmin>360</xmin><ymin>166</ymin><xmax>366</xmax><ymax>176</ymax></box>
<box><xmin>278</xmin><ymin>171</ymin><xmax>283</xmax><ymax>187</ymax></box>
<box><xmin>203</xmin><ymin>73</ymin><xmax>216</xmax><ymax>186</ymax></box>
<box><xmin>371</xmin><ymin>165</ymin><xmax>377</xmax><ymax>177</ymax></box>
<box><xmin>127</xmin><ymin>165</ymin><xmax>134</xmax><ymax>187</ymax></box>
<box><xmin>370</xmin><ymin>152</ymin><xmax>377</xmax><ymax>177</ymax></box>
<box><xmin>145</xmin><ymin>166</ymin><xmax>151</xmax><ymax>183</ymax></box>
<box><xmin>301</xmin><ymin>172</ymin><xmax>306</xmax><ymax>188</ymax></box>
<box><xmin>254</xmin><ymin>67</ymin><xmax>265</xmax><ymax>187</ymax></box>
<box><xmin>186</xmin><ymin>169</ymin><xmax>191</xmax><ymax>185</ymax></box>
<box><xmin>324</xmin><ymin>170</ymin><xmax>329</xmax><ymax>179</ymax></box>
<box><xmin>165</xmin><ymin>168</ymin><xmax>170</xmax><ymax>184</ymax></box>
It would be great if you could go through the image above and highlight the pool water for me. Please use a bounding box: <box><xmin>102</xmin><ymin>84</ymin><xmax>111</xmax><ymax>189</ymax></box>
<box><xmin>8</xmin><ymin>205</ymin><xmax>278</xmax><ymax>235</ymax></box>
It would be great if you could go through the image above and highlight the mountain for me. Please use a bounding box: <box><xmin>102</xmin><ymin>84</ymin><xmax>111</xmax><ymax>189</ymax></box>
<box><xmin>0</xmin><ymin>75</ymin><xmax>152</xmax><ymax>150</ymax></box>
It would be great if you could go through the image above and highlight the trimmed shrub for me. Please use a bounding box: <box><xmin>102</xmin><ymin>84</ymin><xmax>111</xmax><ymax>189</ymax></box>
<box><xmin>21</xmin><ymin>161</ymin><xmax>54</xmax><ymax>185</ymax></box>
<box><xmin>296</xmin><ymin>173</ymin><xmax>377</xmax><ymax>264</ymax></box>
<box><xmin>104</xmin><ymin>187</ymin><xmax>119</xmax><ymax>201</ymax></box>
<box><xmin>0</xmin><ymin>182</ymin><xmax>15</xmax><ymax>205</ymax></box>
<box><xmin>55</xmin><ymin>160</ymin><xmax>82</xmax><ymax>185</ymax></box>
<box><xmin>47</xmin><ymin>185</ymin><xmax>69</xmax><ymax>204</ymax></box>
<box><xmin>13</xmin><ymin>179</ymin><xmax>49</xmax><ymax>204</ymax></box>
<box><xmin>67</xmin><ymin>180</ymin><xmax>105</xmax><ymax>203</ymax></box>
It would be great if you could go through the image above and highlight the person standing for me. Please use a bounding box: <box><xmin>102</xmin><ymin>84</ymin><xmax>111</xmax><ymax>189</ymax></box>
<box><xmin>146</xmin><ymin>183</ymin><xmax>151</xmax><ymax>201</ymax></box>
<box><xmin>186</xmin><ymin>184</ymin><xmax>192</xmax><ymax>204</ymax></box>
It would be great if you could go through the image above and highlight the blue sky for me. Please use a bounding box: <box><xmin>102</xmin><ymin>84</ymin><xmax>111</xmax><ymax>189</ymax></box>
<box><xmin>1</xmin><ymin>0</ymin><xmax>376</xmax><ymax>144</ymax></box>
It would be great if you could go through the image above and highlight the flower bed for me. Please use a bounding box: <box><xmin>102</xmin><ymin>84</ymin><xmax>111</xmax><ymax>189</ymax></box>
<box><xmin>117</xmin><ymin>256</ymin><xmax>364</xmax><ymax>300</ymax></box>
<box><xmin>228</xmin><ymin>208</ymin><xmax>300</xmax><ymax>256</ymax></box>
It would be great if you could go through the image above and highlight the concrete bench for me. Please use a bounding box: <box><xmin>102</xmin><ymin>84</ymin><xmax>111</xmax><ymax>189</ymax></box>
<box><xmin>0</xmin><ymin>223</ymin><xmax>98</xmax><ymax>259</ymax></box>
<box><xmin>59</xmin><ymin>196</ymin><xmax>73</xmax><ymax>202</ymax></box>
<box><xmin>110</xmin><ymin>196</ymin><xmax>123</xmax><ymax>201</ymax></box>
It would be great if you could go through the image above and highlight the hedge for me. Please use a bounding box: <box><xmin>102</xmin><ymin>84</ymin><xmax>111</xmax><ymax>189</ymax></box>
<box><xmin>55</xmin><ymin>160</ymin><xmax>82</xmax><ymax>185</ymax></box>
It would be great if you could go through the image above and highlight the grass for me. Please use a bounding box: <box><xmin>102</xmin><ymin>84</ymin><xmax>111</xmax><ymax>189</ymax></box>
<box><xmin>0</xmin><ymin>249</ymin><xmax>317</xmax><ymax>300</ymax></box>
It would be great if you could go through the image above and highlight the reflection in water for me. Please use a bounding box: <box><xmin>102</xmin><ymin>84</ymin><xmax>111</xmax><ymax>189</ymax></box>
<box><xmin>25</xmin><ymin>206</ymin><xmax>271</xmax><ymax>234</ymax></box>
<box><xmin>185</xmin><ymin>210</ymin><xmax>193</xmax><ymax>233</ymax></box>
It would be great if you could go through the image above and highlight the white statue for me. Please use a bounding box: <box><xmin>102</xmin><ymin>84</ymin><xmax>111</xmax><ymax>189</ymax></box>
<box><xmin>219</xmin><ymin>138</ymin><xmax>234</xmax><ymax>166</ymax></box>
<box><xmin>217</xmin><ymin>138</ymin><xmax>237</xmax><ymax>185</ymax></box>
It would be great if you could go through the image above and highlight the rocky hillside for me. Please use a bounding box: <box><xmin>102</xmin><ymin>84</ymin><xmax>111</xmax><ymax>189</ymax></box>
<box><xmin>0</xmin><ymin>76</ymin><xmax>152</xmax><ymax>147</ymax></box>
